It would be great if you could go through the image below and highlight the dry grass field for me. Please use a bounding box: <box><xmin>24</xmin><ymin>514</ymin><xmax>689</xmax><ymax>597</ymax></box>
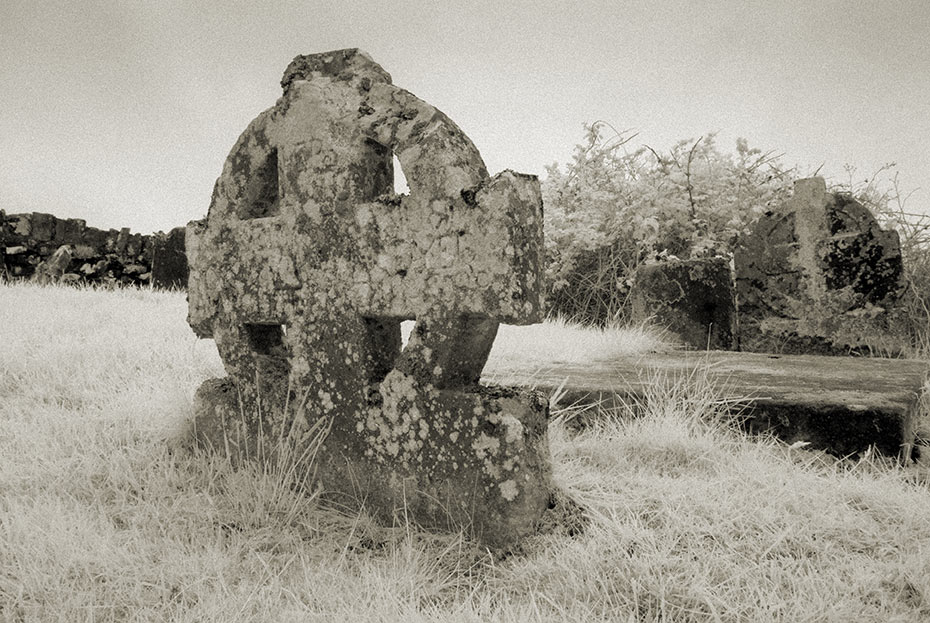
<box><xmin>1</xmin><ymin>281</ymin><xmax>929</xmax><ymax>622</ymax></box>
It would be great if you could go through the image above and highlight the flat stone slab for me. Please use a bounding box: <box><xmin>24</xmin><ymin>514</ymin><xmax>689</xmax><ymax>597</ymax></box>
<box><xmin>484</xmin><ymin>351</ymin><xmax>929</xmax><ymax>459</ymax></box>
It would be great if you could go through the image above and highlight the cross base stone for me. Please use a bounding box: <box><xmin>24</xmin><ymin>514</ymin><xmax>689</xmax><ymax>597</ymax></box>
<box><xmin>192</xmin><ymin>372</ymin><xmax>552</xmax><ymax>548</ymax></box>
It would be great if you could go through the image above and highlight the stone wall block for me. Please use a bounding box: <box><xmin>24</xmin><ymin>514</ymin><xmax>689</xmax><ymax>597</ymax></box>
<box><xmin>124</xmin><ymin>233</ymin><xmax>143</xmax><ymax>259</ymax></box>
<box><xmin>104</xmin><ymin>229</ymin><xmax>120</xmax><ymax>254</ymax></box>
<box><xmin>31</xmin><ymin>213</ymin><xmax>56</xmax><ymax>242</ymax></box>
<box><xmin>10</xmin><ymin>213</ymin><xmax>31</xmax><ymax>238</ymax></box>
<box><xmin>630</xmin><ymin>257</ymin><xmax>736</xmax><ymax>350</ymax></box>
<box><xmin>81</xmin><ymin>227</ymin><xmax>108</xmax><ymax>251</ymax></box>
<box><xmin>34</xmin><ymin>244</ymin><xmax>73</xmax><ymax>283</ymax></box>
<box><xmin>55</xmin><ymin>218</ymin><xmax>87</xmax><ymax>245</ymax></box>
<box><xmin>115</xmin><ymin>228</ymin><xmax>131</xmax><ymax>256</ymax></box>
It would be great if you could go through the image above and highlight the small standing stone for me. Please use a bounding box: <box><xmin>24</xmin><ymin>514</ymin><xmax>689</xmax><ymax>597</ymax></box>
<box><xmin>630</xmin><ymin>257</ymin><xmax>736</xmax><ymax>350</ymax></box>
<box><xmin>34</xmin><ymin>245</ymin><xmax>73</xmax><ymax>284</ymax></box>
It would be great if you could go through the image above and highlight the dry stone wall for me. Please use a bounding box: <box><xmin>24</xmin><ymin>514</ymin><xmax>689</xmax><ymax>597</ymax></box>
<box><xmin>0</xmin><ymin>211</ymin><xmax>188</xmax><ymax>289</ymax></box>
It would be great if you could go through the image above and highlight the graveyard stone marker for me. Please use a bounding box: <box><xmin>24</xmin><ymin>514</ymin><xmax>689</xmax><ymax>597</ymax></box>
<box><xmin>187</xmin><ymin>49</ymin><xmax>552</xmax><ymax>547</ymax></box>
<box><xmin>630</xmin><ymin>257</ymin><xmax>736</xmax><ymax>350</ymax></box>
<box><xmin>735</xmin><ymin>177</ymin><xmax>907</xmax><ymax>354</ymax></box>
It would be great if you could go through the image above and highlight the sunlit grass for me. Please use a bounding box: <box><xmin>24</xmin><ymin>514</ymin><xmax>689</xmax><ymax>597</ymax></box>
<box><xmin>401</xmin><ymin>314</ymin><xmax>671</xmax><ymax>368</ymax></box>
<box><xmin>2</xmin><ymin>281</ymin><xmax>929</xmax><ymax>621</ymax></box>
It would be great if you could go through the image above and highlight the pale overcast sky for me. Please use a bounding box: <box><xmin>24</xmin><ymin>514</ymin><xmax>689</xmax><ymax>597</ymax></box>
<box><xmin>1</xmin><ymin>0</ymin><xmax>928</xmax><ymax>233</ymax></box>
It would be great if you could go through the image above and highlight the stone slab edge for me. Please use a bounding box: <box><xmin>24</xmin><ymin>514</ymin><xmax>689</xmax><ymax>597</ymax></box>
<box><xmin>485</xmin><ymin>351</ymin><xmax>930</xmax><ymax>459</ymax></box>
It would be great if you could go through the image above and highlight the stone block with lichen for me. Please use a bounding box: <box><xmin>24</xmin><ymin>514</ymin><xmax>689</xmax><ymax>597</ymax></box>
<box><xmin>630</xmin><ymin>257</ymin><xmax>736</xmax><ymax>350</ymax></box>
<box><xmin>186</xmin><ymin>49</ymin><xmax>552</xmax><ymax>548</ymax></box>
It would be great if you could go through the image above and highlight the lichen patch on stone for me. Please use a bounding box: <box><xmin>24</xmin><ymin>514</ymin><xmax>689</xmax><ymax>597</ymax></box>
<box><xmin>499</xmin><ymin>480</ymin><xmax>519</xmax><ymax>502</ymax></box>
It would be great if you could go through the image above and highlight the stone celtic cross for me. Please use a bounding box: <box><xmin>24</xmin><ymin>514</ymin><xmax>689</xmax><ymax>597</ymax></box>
<box><xmin>187</xmin><ymin>49</ymin><xmax>552</xmax><ymax>546</ymax></box>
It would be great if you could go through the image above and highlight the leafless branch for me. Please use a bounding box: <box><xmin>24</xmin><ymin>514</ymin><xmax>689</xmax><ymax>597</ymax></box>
<box><xmin>685</xmin><ymin>136</ymin><xmax>704</xmax><ymax>220</ymax></box>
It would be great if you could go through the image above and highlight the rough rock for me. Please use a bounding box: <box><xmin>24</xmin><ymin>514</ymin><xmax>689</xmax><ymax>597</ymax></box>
<box><xmin>151</xmin><ymin>226</ymin><xmax>188</xmax><ymax>289</ymax></box>
<box><xmin>54</xmin><ymin>218</ymin><xmax>86</xmax><ymax>244</ymax></box>
<box><xmin>34</xmin><ymin>245</ymin><xmax>73</xmax><ymax>283</ymax></box>
<box><xmin>630</xmin><ymin>257</ymin><xmax>736</xmax><ymax>350</ymax></box>
<box><xmin>0</xmin><ymin>211</ymin><xmax>186</xmax><ymax>289</ymax></box>
<box><xmin>30</xmin><ymin>213</ymin><xmax>56</xmax><ymax>242</ymax></box>
<box><xmin>734</xmin><ymin>177</ymin><xmax>907</xmax><ymax>355</ymax></box>
<box><xmin>187</xmin><ymin>49</ymin><xmax>552</xmax><ymax>548</ymax></box>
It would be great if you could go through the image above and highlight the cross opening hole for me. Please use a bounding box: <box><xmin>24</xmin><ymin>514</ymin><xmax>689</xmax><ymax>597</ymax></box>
<box><xmin>393</xmin><ymin>153</ymin><xmax>409</xmax><ymax>195</ymax></box>
<box><xmin>244</xmin><ymin>323</ymin><xmax>288</xmax><ymax>358</ymax></box>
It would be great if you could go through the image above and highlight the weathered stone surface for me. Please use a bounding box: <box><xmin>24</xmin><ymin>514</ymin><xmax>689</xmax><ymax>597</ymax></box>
<box><xmin>630</xmin><ymin>257</ymin><xmax>736</xmax><ymax>350</ymax></box>
<box><xmin>81</xmin><ymin>226</ymin><xmax>109</xmax><ymax>251</ymax></box>
<box><xmin>34</xmin><ymin>244</ymin><xmax>73</xmax><ymax>283</ymax></box>
<box><xmin>187</xmin><ymin>49</ymin><xmax>551</xmax><ymax>547</ymax></box>
<box><xmin>8</xmin><ymin>212</ymin><xmax>31</xmax><ymax>237</ymax></box>
<box><xmin>72</xmin><ymin>244</ymin><xmax>97</xmax><ymax>260</ymax></box>
<box><xmin>31</xmin><ymin>213</ymin><xmax>56</xmax><ymax>242</ymax></box>
<box><xmin>54</xmin><ymin>218</ymin><xmax>86</xmax><ymax>244</ymax></box>
<box><xmin>151</xmin><ymin>226</ymin><xmax>188</xmax><ymax>289</ymax></box>
<box><xmin>735</xmin><ymin>177</ymin><xmax>907</xmax><ymax>355</ymax></box>
<box><xmin>487</xmin><ymin>351</ymin><xmax>928</xmax><ymax>460</ymax></box>
<box><xmin>115</xmin><ymin>228</ymin><xmax>131</xmax><ymax>255</ymax></box>
<box><xmin>123</xmin><ymin>263</ymin><xmax>148</xmax><ymax>275</ymax></box>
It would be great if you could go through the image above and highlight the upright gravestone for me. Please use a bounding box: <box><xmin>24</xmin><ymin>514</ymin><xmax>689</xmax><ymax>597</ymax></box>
<box><xmin>187</xmin><ymin>49</ymin><xmax>552</xmax><ymax>547</ymax></box>
<box><xmin>735</xmin><ymin>177</ymin><xmax>907</xmax><ymax>354</ymax></box>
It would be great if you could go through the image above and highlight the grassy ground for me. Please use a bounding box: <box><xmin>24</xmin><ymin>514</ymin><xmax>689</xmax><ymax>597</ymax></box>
<box><xmin>2</xmin><ymin>281</ymin><xmax>929</xmax><ymax>622</ymax></box>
